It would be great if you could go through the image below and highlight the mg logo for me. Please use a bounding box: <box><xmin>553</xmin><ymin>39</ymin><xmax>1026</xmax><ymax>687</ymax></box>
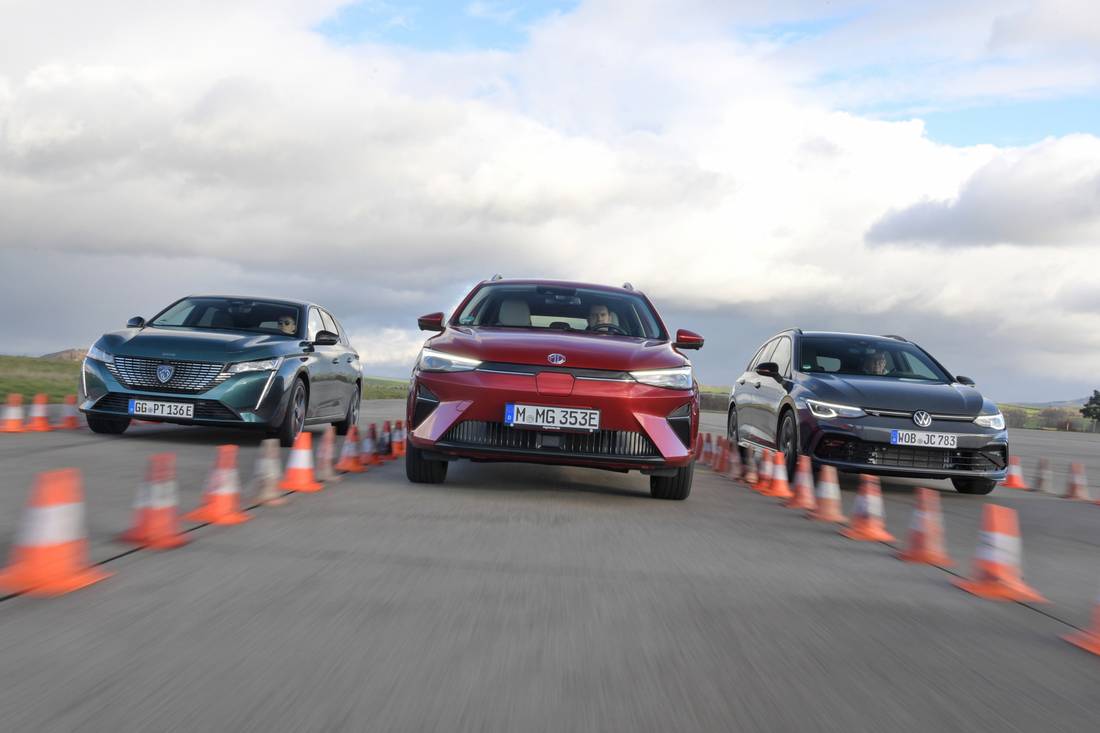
<box><xmin>547</xmin><ymin>353</ymin><xmax>566</xmax><ymax>365</ymax></box>
<box><xmin>912</xmin><ymin>410</ymin><xmax>932</xmax><ymax>428</ymax></box>
<box><xmin>156</xmin><ymin>364</ymin><xmax>175</xmax><ymax>384</ymax></box>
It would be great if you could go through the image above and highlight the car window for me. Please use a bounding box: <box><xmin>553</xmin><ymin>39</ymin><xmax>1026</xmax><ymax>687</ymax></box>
<box><xmin>149</xmin><ymin>298</ymin><xmax>302</xmax><ymax>336</ymax></box>
<box><xmin>320</xmin><ymin>310</ymin><xmax>339</xmax><ymax>336</ymax></box>
<box><xmin>307</xmin><ymin>308</ymin><xmax>326</xmax><ymax>341</ymax></box>
<box><xmin>751</xmin><ymin>339</ymin><xmax>779</xmax><ymax>370</ymax></box>
<box><xmin>454</xmin><ymin>284</ymin><xmax>665</xmax><ymax>339</ymax></box>
<box><xmin>799</xmin><ymin>336</ymin><xmax>950</xmax><ymax>381</ymax></box>
<box><xmin>897</xmin><ymin>351</ymin><xmax>939</xmax><ymax>380</ymax></box>
<box><xmin>771</xmin><ymin>337</ymin><xmax>792</xmax><ymax>377</ymax></box>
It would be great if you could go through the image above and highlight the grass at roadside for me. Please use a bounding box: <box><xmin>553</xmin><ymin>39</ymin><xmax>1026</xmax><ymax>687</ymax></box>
<box><xmin>0</xmin><ymin>356</ymin><xmax>81</xmax><ymax>402</ymax></box>
<box><xmin>363</xmin><ymin>376</ymin><xmax>408</xmax><ymax>400</ymax></box>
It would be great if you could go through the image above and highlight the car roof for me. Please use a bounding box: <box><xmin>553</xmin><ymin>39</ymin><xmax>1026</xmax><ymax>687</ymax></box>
<box><xmin>184</xmin><ymin>294</ymin><xmax>322</xmax><ymax>310</ymax></box>
<box><xmin>798</xmin><ymin>330</ymin><xmax>908</xmax><ymax>342</ymax></box>
<box><xmin>474</xmin><ymin>278</ymin><xmax>647</xmax><ymax>297</ymax></box>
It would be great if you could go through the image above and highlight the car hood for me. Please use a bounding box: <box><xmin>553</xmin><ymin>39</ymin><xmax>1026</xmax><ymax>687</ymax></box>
<box><xmin>805</xmin><ymin>374</ymin><xmax>985</xmax><ymax>415</ymax></box>
<box><xmin>429</xmin><ymin>327</ymin><xmax>687</xmax><ymax>372</ymax></box>
<box><xmin>99</xmin><ymin>326</ymin><xmax>293</xmax><ymax>361</ymax></box>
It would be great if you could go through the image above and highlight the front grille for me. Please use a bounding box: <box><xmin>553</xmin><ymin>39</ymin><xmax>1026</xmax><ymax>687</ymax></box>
<box><xmin>815</xmin><ymin>436</ymin><xmax>1006</xmax><ymax>472</ymax></box>
<box><xmin>93</xmin><ymin>393</ymin><xmax>240</xmax><ymax>421</ymax></box>
<box><xmin>442</xmin><ymin>420</ymin><xmax>659</xmax><ymax>458</ymax></box>
<box><xmin>107</xmin><ymin>356</ymin><xmax>229</xmax><ymax>394</ymax></box>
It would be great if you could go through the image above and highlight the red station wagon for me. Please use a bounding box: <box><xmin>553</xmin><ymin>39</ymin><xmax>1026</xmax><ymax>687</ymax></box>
<box><xmin>404</xmin><ymin>277</ymin><xmax>704</xmax><ymax>499</ymax></box>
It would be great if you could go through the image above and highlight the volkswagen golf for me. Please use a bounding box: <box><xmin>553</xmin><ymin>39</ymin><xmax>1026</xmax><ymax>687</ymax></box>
<box><xmin>405</xmin><ymin>278</ymin><xmax>704</xmax><ymax>499</ymax></box>
<box><xmin>80</xmin><ymin>295</ymin><xmax>362</xmax><ymax>446</ymax></box>
<box><xmin>728</xmin><ymin>330</ymin><xmax>1008</xmax><ymax>494</ymax></box>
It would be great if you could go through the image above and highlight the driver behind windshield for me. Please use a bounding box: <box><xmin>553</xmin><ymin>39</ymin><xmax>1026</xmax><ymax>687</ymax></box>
<box><xmin>863</xmin><ymin>350</ymin><xmax>890</xmax><ymax>376</ymax></box>
<box><xmin>277</xmin><ymin>314</ymin><xmax>298</xmax><ymax>336</ymax></box>
<box><xmin>588</xmin><ymin>303</ymin><xmax>614</xmax><ymax>330</ymax></box>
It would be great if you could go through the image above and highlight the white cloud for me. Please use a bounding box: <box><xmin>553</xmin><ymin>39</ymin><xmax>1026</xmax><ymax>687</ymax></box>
<box><xmin>0</xmin><ymin>0</ymin><xmax>1097</xmax><ymax>397</ymax></box>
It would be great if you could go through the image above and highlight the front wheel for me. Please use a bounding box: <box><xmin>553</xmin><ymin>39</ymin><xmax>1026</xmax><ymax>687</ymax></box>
<box><xmin>650</xmin><ymin>462</ymin><xmax>693</xmax><ymax>500</ymax></box>
<box><xmin>406</xmin><ymin>443</ymin><xmax>448</xmax><ymax>484</ymax></box>
<box><xmin>87</xmin><ymin>414</ymin><xmax>131</xmax><ymax>434</ymax></box>
<box><xmin>334</xmin><ymin>384</ymin><xmax>360</xmax><ymax>436</ymax></box>
<box><xmin>727</xmin><ymin>406</ymin><xmax>745</xmax><ymax>466</ymax></box>
<box><xmin>952</xmin><ymin>477</ymin><xmax>996</xmax><ymax>495</ymax></box>
<box><xmin>777</xmin><ymin>409</ymin><xmax>798</xmax><ymax>480</ymax></box>
<box><xmin>277</xmin><ymin>379</ymin><xmax>308</xmax><ymax>447</ymax></box>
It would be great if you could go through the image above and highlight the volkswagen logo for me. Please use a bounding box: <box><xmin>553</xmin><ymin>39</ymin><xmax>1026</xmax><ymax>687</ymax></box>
<box><xmin>156</xmin><ymin>364</ymin><xmax>175</xmax><ymax>384</ymax></box>
<box><xmin>912</xmin><ymin>410</ymin><xmax>932</xmax><ymax>428</ymax></box>
<box><xmin>547</xmin><ymin>353</ymin><xmax>566</xmax><ymax>365</ymax></box>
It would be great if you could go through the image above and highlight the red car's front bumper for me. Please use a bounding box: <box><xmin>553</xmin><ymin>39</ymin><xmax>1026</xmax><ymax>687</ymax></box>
<box><xmin>407</xmin><ymin>369</ymin><xmax>699</xmax><ymax>472</ymax></box>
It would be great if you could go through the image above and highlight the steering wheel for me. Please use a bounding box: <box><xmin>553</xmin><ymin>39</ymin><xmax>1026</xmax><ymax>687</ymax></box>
<box><xmin>590</xmin><ymin>322</ymin><xmax>629</xmax><ymax>336</ymax></box>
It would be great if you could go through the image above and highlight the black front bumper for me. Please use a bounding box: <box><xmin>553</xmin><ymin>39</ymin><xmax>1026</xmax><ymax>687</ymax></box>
<box><xmin>812</xmin><ymin>433</ymin><xmax>1008</xmax><ymax>480</ymax></box>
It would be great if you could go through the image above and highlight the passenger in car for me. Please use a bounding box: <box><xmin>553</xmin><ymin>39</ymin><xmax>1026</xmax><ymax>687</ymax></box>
<box><xmin>277</xmin><ymin>315</ymin><xmax>297</xmax><ymax>336</ymax></box>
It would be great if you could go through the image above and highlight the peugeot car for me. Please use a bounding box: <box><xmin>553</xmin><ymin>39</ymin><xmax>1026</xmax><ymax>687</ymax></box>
<box><xmin>405</xmin><ymin>278</ymin><xmax>704</xmax><ymax>499</ymax></box>
<box><xmin>80</xmin><ymin>295</ymin><xmax>362</xmax><ymax>446</ymax></box>
<box><xmin>728</xmin><ymin>330</ymin><xmax>1008</xmax><ymax>494</ymax></box>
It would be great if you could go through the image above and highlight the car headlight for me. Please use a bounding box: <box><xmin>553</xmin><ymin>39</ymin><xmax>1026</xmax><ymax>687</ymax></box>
<box><xmin>418</xmin><ymin>348</ymin><xmax>481</xmax><ymax>373</ymax></box>
<box><xmin>973</xmin><ymin>412</ymin><xmax>1005</xmax><ymax>430</ymax></box>
<box><xmin>225</xmin><ymin>357</ymin><xmax>284</xmax><ymax>374</ymax></box>
<box><xmin>806</xmin><ymin>399</ymin><xmax>865</xmax><ymax>419</ymax></box>
<box><xmin>86</xmin><ymin>343</ymin><xmax>114</xmax><ymax>364</ymax></box>
<box><xmin>631</xmin><ymin>366</ymin><xmax>693</xmax><ymax>390</ymax></box>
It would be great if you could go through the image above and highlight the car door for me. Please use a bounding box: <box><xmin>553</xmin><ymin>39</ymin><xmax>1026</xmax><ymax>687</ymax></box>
<box><xmin>756</xmin><ymin>336</ymin><xmax>792</xmax><ymax>447</ymax></box>
<box><xmin>305</xmin><ymin>307</ymin><xmax>340</xmax><ymax>418</ymax></box>
<box><xmin>736</xmin><ymin>338</ymin><xmax>777</xmax><ymax>444</ymax></box>
<box><xmin>321</xmin><ymin>309</ymin><xmax>359</xmax><ymax>411</ymax></box>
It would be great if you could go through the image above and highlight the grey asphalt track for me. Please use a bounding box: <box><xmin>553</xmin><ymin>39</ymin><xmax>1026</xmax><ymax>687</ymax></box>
<box><xmin>0</xmin><ymin>401</ymin><xmax>1098</xmax><ymax>732</ymax></box>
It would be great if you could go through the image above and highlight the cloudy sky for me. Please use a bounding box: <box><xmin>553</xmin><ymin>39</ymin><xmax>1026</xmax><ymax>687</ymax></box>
<box><xmin>1</xmin><ymin>0</ymin><xmax>1098</xmax><ymax>402</ymax></box>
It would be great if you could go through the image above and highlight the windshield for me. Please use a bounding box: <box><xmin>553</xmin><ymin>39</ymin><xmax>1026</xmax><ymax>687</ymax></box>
<box><xmin>798</xmin><ymin>336</ymin><xmax>950</xmax><ymax>381</ymax></box>
<box><xmin>150</xmin><ymin>298</ymin><xmax>304</xmax><ymax>337</ymax></box>
<box><xmin>455</xmin><ymin>284</ymin><xmax>666</xmax><ymax>339</ymax></box>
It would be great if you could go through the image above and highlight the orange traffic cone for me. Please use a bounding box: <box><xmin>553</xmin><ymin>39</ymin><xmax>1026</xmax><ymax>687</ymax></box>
<box><xmin>714</xmin><ymin>439</ymin><xmax>729</xmax><ymax>474</ymax></box>
<box><xmin>392</xmin><ymin>420</ymin><xmax>407</xmax><ymax>458</ymax></box>
<box><xmin>808</xmin><ymin>465</ymin><xmax>846</xmax><ymax>522</ymax></box>
<box><xmin>119</xmin><ymin>453</ymin><xmax>188</xmax><ymax>549</ymax></box>
<box><xmin>26</xmin><ymin>393</ymin><xmax>52</xmax><ymax>432</ymax></box>
<box><xmin>1064</xmin><ymin>586</ymin><xmax>1100</xmax><ymax>656</ymax></box>
<box><xmin>702</xmin><ymin>434</ymin><xmax>713</xmax><ymax>466</ymax></box>
<box><xmin>1064</xmin><ymin>463</ymin><xmax>1090</xmax><ymax>500</ymax></box>
<box><xmin>253</xmin><ymin>438</ymin><xmax>287</xmax><ymax>506</ymax></box>
<box><xmin>755</xmin><ymin>449</ymin><xmax>774</xmax><ymax>493</ymax></box>
<box><xmin>897</xmin><ymin>488</ymin><xmax>952</xmax><ymax>566</ymax></box>
<box><xmin>54</xmin><ymin>394</ymin><xmax>81</xmax><ymax>430</ymax></box>
<box><xmin>0</xmin><ymin>468</ymin><xmax>111</xmax><ymax>595</ymax></box>
<box><xmin>1001</xmin><ymin>456</ymin><xmax>1028</xmax><ymax>490</ymax></box>
<box><xmin>336</xmin><ymin>425</ymin><xmax>364</xmax><ymax>473</ymax></box>
<box><xmin>316</xmin><ymin>425</ymin><xmax>339</xmax><ymax>482</ymax></box>
<box><xmin>280</xmin><ymin>431</ymin><xmax>324</xmax><ymax>492</ymax></box>
<box><xmin>1</xmin><ymin>393</ymin><xmax>25</xmax><ymax>433</ymax></box>
<box><xmin>360</xmin><ymin>424</ymin><xmax>382</xmax><ymax>468</ymax></box>
<box><xmin>742</xmin><ymin>448</ymin><xmax>759</xmax><ymax>487</ymax></box>
<box><xmin>785</xmin><ymin>455</ymin><xmax>816</xmax><ymax>510</ymax></box>
<box><xmin>185</xmin><ymin>445</ymin><xmax>251</xmax><ymax>524</ymax></box>
<box><xmin>840</xmin><ymin>475</ymin><xmax>895</xmax><ymax>542</ymax></box>
<box><xmin>953</xmin><ymin>504</ymin><xmax>1045</xmax><ymax>602</ymax></box>
<box><xmin>1031</xmin><ymin>457</ymin><xmax>1052</xmax><ymax>493</ymax></box>
<box><xmin>766</xmin><ymin>451</ymin><xmax>793</xmax><ymax>500</ymax></box>
<box><xmin>725</xmin><ymin>443</ymin><xmax>743</xmax><ymax>481</ymax></box>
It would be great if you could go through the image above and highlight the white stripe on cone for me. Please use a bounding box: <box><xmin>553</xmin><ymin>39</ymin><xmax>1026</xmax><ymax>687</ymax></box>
<box><xmin>817</xmin><ymin>479</ymin><xmax>840</xmax><ymax>501</ymax></box>
<box><xmin>2</xmin><ymin>405</ymin><xmax>23</xmax><ymax>420</ymax></box>
<box><xmin>975</xmin><ymin>531</ymin><xmax>1022</xmax><ymax>568</ymax></box>
<box><xmin>29</xmin><ymin>403</ymin><xmax>47</xmax><ymax>418</ymax></box>
<box><xmin>854</xmin><ymin>492</ymin><xmax>883</xmax><ymax>519</ymax></box>
<box><xmin>148</xmin><ymin>479</ymin><xmax>179</xmax><ymax>509</ymax></box>
<box><xmin>208</xmin><ymin>468</ymin><xmax>241</xmax><ymax>496</ymax></box>
<box><xmin>286</xmin><ymin>448</ymin><xmax>314</xmax><ymax>470</ymax></box>
<box><xmin>17</xmin><ymin>503</ymin><xmax>86</xmax><ymax>545</ymax></box>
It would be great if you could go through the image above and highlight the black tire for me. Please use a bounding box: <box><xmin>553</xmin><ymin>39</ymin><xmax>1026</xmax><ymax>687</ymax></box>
<box><xmin>952</xmin><ymin>477</ymin><xmax>996</xmax><ymax>495</ymax></box>
<box><xmin>726</xmin><ymin>405</ymin><xmax>745</xmax><ymax>465</ymax></box>
<box><xmin>277</xmin><ymin>378</ymin><xmax>308</xmax><ymax>448</ymax></box>
<box><xmin>777</xmin><ymin>409</ymin><xmax>798</xmax><ymax>480</ymax></box>
<box><xmin>334</xmin><ymin>383</ymin><xmax>361</xmax><ymax>436</ymax></box>
<box><xmin>87</xmin><ymin>414</ymin><xmax>131</xmax><ymax>434</ymax></box>
<box><xmin>650</xmin><ymin>462</ymin><xmax>693</xmax><ymax>500</ymax></box>
<box><xmin>405</xmin><ymin>442</ymin><xmax>448</xmax><ymax>484</ymax></box>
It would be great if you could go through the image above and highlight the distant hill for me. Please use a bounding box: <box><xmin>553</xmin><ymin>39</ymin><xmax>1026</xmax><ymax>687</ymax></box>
<box><xmin>40</xmin><ymin>348</ymin><xmax>88</xmax><ymax>362</ymax></box>
<box><xmin>1011</xmin><ymin>398</ymin><xmax>1087</xmax><ymax>409</ymax></box>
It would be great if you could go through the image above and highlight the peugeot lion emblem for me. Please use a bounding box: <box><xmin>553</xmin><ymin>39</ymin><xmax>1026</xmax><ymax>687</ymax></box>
<box><xmin>912</xmin><ymin>410</ymin><xmax>932</xmax><ymax>428</ymax></box>
<box><xmin>156</xmin><ymin>364</ymin><xmax>175</xmax><ymax>384</ymax></box>
<box><xmin>547</xmin><ymin>353</ymin><xmax>566</xmax><ymax>365</ymax></box>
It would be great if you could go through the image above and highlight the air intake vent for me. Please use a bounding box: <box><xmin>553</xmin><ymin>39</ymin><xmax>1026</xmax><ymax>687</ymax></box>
<box><xmin>107</xmin><ymin>356</ymin><xmax>228</xmax><ymax>394</ymax></box>
<box><xmin>442</xmin><ymin>420</ymin><xmax>659</xmax><ymax>458</ymax></box>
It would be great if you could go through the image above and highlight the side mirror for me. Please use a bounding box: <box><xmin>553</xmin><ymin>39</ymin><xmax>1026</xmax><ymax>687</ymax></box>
<box><xmin>673</xmin><ymin>329</ymin><xmax>704</xmax><ymax>350</ymax></box>
<box><xmin>314</xmin><ymin>330</ymin><xmax>339</xmax><ymax>346</ymax></box>
<box><xmin>956</xmin><ymin>375</ymin><xmax>975</xmax><ymax>386</ymax></box>
<box><xmin>755</xmin><ymin>361</ymin><xmax>781</xmax><ymax>380</ymax></box>
<box><xmin>127</xmin><ymin>316</ymin><xmax>145</xmax><ymax>328</ymax></box>
<box><xmin>418</xmin><ymin>312</ymin><xmax>445</xmax><ymax>332</ymax></box>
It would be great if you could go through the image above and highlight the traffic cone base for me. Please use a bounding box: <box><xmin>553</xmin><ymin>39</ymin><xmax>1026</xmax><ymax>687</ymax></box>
<box><xmin>952</xmin><ymin>577</ymin><xmax>1045</xmax><ymax>603</ymax></box>
<box><xmin>0</xmin><ymin>557</ymin><xmax>111</xmax><ymax>596</ymax></box>
<box><xmin>184</xmin><ymin>505</ymin><xmax>251</xmax><ymax>525</ymax></box>
<box><xmin>1000</xmin><ymin>456</ymin><xmax>1028</xmax><ymax>490</ymax></box>
<box><xmin>840</xmin><ymin>524</ymin><xmax>896</xmax><ymax>542</ymax></box>
<box><xmin>953</xmin><ymin>504</ymin><xmax>1045</xmax><ymax>603</ymax></box>
<box><xmin>1064</xmin><ymin>630</ymin><xmax>1100</xmax><ymax>656</ymax></box>
<box><xmin>840</xmin><ymin>475</ymin><xmax>895</xmax><ymax>542</ymax></box>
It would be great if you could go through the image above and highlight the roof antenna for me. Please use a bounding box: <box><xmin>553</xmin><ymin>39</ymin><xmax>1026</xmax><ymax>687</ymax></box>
<box><xmin>490</xmin><ymin>274</ymin><xmax>504</xmax><ymax>281</ymax></box>
<box><xmin>621</xmin><ymin>282</ymin><xmax>634</xmax><ymax>291</ymax></box>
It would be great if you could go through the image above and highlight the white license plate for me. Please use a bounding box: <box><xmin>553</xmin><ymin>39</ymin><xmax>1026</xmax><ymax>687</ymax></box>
<box><xmin>505</xmin><ymin>404</ymin><xmax>600</xmax><ymax>431</ymax></box>
<box><xmin>128</xmin><ymin>399</ymin><xmax>194</xmax><ymax>419</ymax></box>
<box><xmin>890</xmin><ymin>430</ymin><xmax>958</xmax><ymax>448</ymax></box>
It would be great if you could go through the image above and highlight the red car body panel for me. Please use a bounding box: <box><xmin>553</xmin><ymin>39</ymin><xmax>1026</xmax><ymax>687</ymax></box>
<box><xmin>406</xmin><ymin>279</ymin><xmax>701</xmax><ymax>473</ymax></box>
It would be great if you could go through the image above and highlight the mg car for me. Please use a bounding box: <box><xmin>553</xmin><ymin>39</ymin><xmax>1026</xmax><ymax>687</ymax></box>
<box><xmin>80</xmin><ymin>295</ymin><xmax>361</xmax><ymax>446</ymax></box>
<box><xmin>728</xmin><ymin>330</ymin><xmax>1008</xmax><ymax>494</ymax></box>
<box><xmin>405</xmin><ymin>278</ymin><xmax>704</xmax><ymax>499</ymax></box>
